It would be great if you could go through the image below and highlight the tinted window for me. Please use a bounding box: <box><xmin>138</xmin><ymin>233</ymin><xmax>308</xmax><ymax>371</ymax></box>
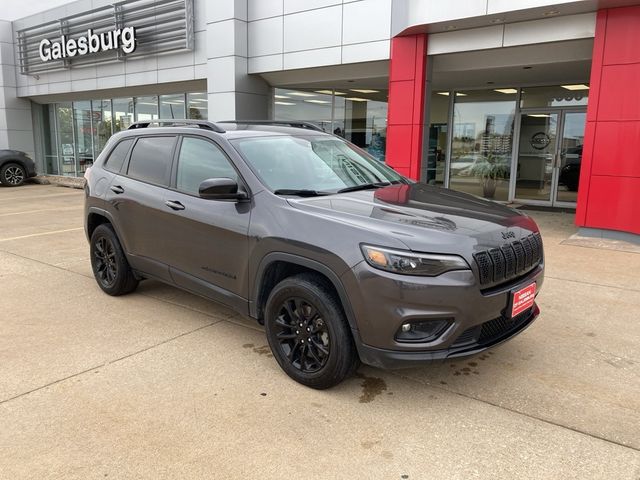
<box><xmin>176</xmin><ymin>137</ymin><xmax>237</xmax><ymax>195</ymax></box>
<box><xmin>127</xmin><ymin>136</ymin><xmax>176</xmax><ymax>186</ymax></box>
<box><xmin>104</xmin><ymin>138</ymin><xmax>133</xmax><ymax>173</ymax></box>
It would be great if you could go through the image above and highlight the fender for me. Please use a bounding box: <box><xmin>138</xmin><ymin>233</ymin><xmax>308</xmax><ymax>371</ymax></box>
<box><xmin>86</xmin><ymin>206</ymin><xmax>122</xmax><ymax>242</ymax></box>
<box><xmin>252</xmin><ymin>252</ymin><xmax>360</xmax><ymax>333</ymax></box>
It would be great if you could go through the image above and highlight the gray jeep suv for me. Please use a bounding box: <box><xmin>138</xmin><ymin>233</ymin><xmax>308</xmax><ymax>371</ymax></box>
<box><xmin>84</xmin><ymin>120</ymin><xmax>544</xmax><ymax>389</ymax></box>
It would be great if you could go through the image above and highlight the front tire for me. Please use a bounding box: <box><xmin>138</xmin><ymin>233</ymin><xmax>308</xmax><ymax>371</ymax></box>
<box><xmin>0</xmin><ymin>163</ymin><xmax>26</xmax><ymax>186</ymax></box>
<box><xmin>90</xmin><ymin>224</ymin><xmax>139</xmax><ymax>296</ymax></box>
<box><xmin>264</xmin><ymin>273</ymin><xmax>359</xmax><ymax>389</ymax></box>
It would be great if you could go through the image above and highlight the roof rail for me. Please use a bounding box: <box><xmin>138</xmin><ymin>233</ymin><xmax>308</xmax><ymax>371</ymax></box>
<box><xmin>220</xmin><ymin>120</ymin><xmax>324</xmax><ymax>132</ymax></box>
<box><xmin>127</xmin><ymin>119</ymin><xmax>225</xmax><ymax>133</ymax></box>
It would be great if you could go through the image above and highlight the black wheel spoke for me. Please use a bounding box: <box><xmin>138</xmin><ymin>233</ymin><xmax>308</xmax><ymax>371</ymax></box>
<box><xmin>276</xmin><ymin>331</ymin><xmax>298</xmax><ymax>340</ymax></box>
<box><xmin>311</xmin><ymin>338</ymin><xmax>329</xmax><ymax>356</ymax></box>
<box><xmin>275</xmin><ymin>315</ymin><xmax>292</xmax><ymax>329</ymax></box>
<box><xmin>287</xmin><ymin>340</ymin><xmax>301</xmax><ymax>360</ymax></box>
<box><xmin>284</xmin><ymin>300</ymin><xmax>298</xmax><ymax>323</ymax></box>
<box><xmin>306</xmin><ymin>342</ymin><xmax>322</xmax><ymax>365</ymax></box>
<box><xmin>299</xmin><ymin>343</ymin><xmax>307</xmax><ymax>369</ymax></box>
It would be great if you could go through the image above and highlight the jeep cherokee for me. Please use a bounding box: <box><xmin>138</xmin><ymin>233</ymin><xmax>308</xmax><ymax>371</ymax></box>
<box><xmin>84</xmin><ymin>120</ymin><xmax>544</xmax><ymax>389</ymax></box>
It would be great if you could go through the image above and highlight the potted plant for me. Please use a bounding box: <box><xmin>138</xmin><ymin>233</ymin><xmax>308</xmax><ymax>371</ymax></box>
<box><xmin>469</xmin><ymin>153</ymin><xmax>509</xmax><ymax>199</ymax></box>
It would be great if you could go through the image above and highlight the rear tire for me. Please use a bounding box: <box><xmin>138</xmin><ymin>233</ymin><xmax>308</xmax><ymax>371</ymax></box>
<box><xmin>264</xmin><ymin>273</ymin><xmax>359</xmax><ymax>389</ymax></box>
<box><xmin>0</xmin><ymin>163</ymin><xmax>26</xmax><ymax>186</ymax></box>
<box><xmin>90</xmin><ymin>224</ymin><xmax>139</xmax><ymax>296</ymax></box>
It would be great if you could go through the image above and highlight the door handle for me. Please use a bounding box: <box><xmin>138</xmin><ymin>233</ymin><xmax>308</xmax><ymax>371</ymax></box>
<box><xmin>554</xmin><ymin>153</ymin><xmax>563</xmax><ymax>169</ymax></box>
<box><xmin>110</xmin><ymin>185</ymin><xmax>124</xmax><ymax>194</ymax></box>
<box><xmin>165</xmin><ymin>200</ymin><xmax>185</xmax><ymax>211</ymax></box>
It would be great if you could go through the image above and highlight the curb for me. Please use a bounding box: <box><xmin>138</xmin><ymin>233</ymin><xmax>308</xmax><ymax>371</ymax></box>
<box><xmin>32</xmin><ymin>175</ymin><xmax>86</xmax><ymax>189</ymax></box>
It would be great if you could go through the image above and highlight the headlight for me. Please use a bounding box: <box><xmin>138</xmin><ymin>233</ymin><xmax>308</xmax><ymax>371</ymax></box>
<box><xmin>360</xmin><ymin>244</ymin><xmax>470</xmax><ymax>276</ymax></box>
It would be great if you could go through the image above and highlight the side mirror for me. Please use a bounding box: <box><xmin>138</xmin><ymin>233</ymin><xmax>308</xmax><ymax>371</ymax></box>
<box><xmin>198</xmin><ymin>178</ymin><xmax>248</xmax><ymax>201</ymax></box>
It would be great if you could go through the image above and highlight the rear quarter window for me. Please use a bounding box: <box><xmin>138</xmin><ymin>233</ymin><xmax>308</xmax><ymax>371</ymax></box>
<box><xmin>127</xmin><ymin>136</ymin><xmax>176</xmax><ymax>186</ymax></box>
<box><xmin>104</xmin><ymin>138</ymin><xmax>134</xmax><ymax>173</ymax></box>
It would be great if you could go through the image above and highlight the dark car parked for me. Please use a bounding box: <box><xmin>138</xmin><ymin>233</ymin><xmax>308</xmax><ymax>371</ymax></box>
<box><xmin>84</xmin><ymin>120</ymin><xmax>544</xmax><ymax>389</ymax></box>
<box><xmin>0</xmin><ymin>150</ymin><xmax>37</xmax><ymax>186</ymax></box>
<box><xmin>558</xmin><ymin>145</ymin><xmax>582</xmax><ymax>192</ymax></box>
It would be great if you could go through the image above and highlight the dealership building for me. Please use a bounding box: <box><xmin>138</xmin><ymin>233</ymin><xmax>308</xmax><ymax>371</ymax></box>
<box><xmin>0</xmin><ymin>0</ymin><xmax>638</xmax><ymax>238</ymax></box>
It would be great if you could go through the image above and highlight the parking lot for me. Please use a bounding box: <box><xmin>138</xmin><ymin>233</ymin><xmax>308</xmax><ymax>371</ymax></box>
<box><xmin>1</xmin><ymin>183</ymin><xmax>639</xmax><ymax>479</ymax></box>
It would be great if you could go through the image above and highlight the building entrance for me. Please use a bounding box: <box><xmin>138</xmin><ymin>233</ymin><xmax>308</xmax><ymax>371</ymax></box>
<box><xmin>513</xmin><ymin>109</ymin><xmax>586</xmax><ymax>207</ymax></box>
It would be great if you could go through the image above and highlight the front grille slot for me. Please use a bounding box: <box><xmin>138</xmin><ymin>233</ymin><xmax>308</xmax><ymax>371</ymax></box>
<box><xmin>479</xmin><ymin>308</ymin><xmax>532</xmax><ymax>344</ymax></box>
<box><xmin>475</xmin><ymin>251</ymin><xmax>493</xmax><ymax>285</ymax></box>
<box><xmin>488</xmin><ymin>248</ymin><xmax>505</xmax><ymax>282</ymax></box>
<box><xmin>501</xmin><ymin>244</ymin><xmax>516</xmax><ymax>278</ymax></box>
<box><xmin>473</xmin><ymin>233</ymin><xmax>543</xmax><ymax>287</ymax></box>
<box><xmin>453</xmin><ymin>308</ymin><xmax>534</xmax><ymax>348</ymax></box>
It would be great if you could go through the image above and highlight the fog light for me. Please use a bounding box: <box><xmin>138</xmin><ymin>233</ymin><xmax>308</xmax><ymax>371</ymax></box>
<box><xmin>395</xmin><ymin>319</ymin><xmax>451</xmax><ymax>343</ymax></box>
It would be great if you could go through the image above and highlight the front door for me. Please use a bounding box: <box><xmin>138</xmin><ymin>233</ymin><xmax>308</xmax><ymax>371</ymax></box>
<box><xmin>513</xmin><ymin>109</ymin><xmax>586</xmax><ymax>206</ymax></box>
<box><xmin>161</xmin><ymin>135</ymin><xmax>251</xmax><ymax>310</ymax></box>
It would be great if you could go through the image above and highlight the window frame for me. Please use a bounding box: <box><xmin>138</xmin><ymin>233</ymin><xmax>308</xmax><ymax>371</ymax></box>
<box><xmin>121</xmin><ymin>134</ymin><xmax>178</xmax><ymax>188</ymax></box>
<box><xmin>169</xmin><ymin>134</ymin><xmax>249</xmax><ymax>198</ymax></box>
<box><xmin>102</xmin><ymin>137</ymin><xmax>135</xmax><ymax>174</ymax></box>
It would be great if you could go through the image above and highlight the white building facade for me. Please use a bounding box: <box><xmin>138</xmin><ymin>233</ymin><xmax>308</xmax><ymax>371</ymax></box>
<box><xmin>2</xmin><ymin>0</ymin><xmax>639</xmax><ymax>237</ymax></box>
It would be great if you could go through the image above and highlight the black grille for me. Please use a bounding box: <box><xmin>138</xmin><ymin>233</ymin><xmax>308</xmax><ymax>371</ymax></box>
<box><xmin>479</xmin><ymin>308</ymin><xmax>532</xmax><ymax>344</ymax></box>
<box><xmin>453</xmin><ymin>308</ymin><xmax>533</xmax><ymax>347</ymax></box>
<box><xmin>473</xmin><ymin>233</ymin><xmax>543</xmax><ymax>286</ymax></box>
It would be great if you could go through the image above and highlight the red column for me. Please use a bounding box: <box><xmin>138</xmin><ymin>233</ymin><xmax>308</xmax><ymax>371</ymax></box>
<box><xmin>576</xmin><ymin>7</ymin><xmax>640</xmax><ymax>235</ymax></box>
<box><xmin>386</xmin><ymin>34</ymin><xmax>427</xmax><ymax>181</ymax></box>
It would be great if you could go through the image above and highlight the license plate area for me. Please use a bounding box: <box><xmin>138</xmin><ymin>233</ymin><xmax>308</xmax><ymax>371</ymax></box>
<box><xmin>509</xmin><ymin>282</ymin><xmax>536</xmax><ymax>318</ymax></box>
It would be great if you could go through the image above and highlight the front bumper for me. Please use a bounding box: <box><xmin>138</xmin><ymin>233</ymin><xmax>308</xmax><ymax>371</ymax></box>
<box><xmin>356</xmin><ymin>304</ymin><xmax>539</xmax><ymax>369</ymax></box>
<box><xmin>341</xmin><ymin>260</ymin><xmax>544</xmax><ymax>368</ymax></box>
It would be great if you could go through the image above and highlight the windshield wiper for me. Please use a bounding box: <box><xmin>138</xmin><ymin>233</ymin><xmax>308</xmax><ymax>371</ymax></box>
<box><xmin>336</xmin><ymin>182</ymin><xmax>393</xmax><ymax>193</ymax></box>
<box><xmin>273</xmin><ymin>189</ymin><xmax>331</xmax><ymax>197</ymax></box>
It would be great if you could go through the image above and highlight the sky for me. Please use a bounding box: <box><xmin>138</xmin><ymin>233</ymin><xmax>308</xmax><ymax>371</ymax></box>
<box><xmin>0</xmin><ymin>0</ymin><xmax>74</xmax><ymax>21</ymax></box>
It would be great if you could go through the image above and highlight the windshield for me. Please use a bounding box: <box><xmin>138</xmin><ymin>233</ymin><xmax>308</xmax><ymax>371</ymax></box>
<box><xmin>231</xmin><ymin>135</ymin><xmax>405</xmax><ymax>193</ymax></box>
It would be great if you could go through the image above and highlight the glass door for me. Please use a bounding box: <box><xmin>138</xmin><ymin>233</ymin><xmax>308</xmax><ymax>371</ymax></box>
<box><xmin>555</xmin><ymin>111</ymin><xmax>586</xmax><ymax>205</ymax></box>
<box><xmin>514</xmin><ymin>111</ymin><xmax>558</xmax><ymax>203</ymax></box>
<box><xmin>513</xmin><ymin>109</ymin><xmax>586</xmax><ymax>206</ymax></box>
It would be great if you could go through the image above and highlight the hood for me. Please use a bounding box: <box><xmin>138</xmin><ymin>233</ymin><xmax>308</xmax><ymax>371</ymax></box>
<box><xmin>287</xmin><ymin>183</ymin><xmax>539</xmax><ymax>254</ymax></box>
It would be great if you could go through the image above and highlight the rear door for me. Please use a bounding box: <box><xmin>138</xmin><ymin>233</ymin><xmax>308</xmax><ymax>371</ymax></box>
<box><xmin>106</xmin><ymin>135</ymin><xmax>177</xmax><ymax>281</ymax></box>
<box><xmin>160</xmin><ymin>135</ymin><xmax>251</xmax><ymax>309</ymax></box>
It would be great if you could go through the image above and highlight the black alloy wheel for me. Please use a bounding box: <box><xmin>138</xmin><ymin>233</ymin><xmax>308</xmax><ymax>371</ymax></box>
<box><xmin>0</xmin><ymin>163</ymin><xmax>26</xmax><ymax>186</ymax></box>
<box><xmin>90</xmin><ymin>224</ymin><xmax>139</xmax><ymax>296</ymax></box>
<box><xmin>274</xmin><ymin>297</ymin><xmax>331</xmax><ymax>373</ymax></box>
<box><xmin>94</xmin><ymin>236</ymin><xmax>118</xmax><ymax>288</ymax></box>
<box><xmin>265</xmin><ymin>273</ymin><xmax>359</xmax><ymax>389</ymax></box>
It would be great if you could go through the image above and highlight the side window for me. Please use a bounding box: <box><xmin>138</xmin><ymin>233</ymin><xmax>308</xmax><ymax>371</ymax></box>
<box><xmin>104</xmin><ymin>138</ymin><xmax>133</xmax><ymax>173</ymax></box>
<box><xmin>127</xmin><ymin>136</ymin><xmax>176</xmax><ymax>186</ymax></box>
<box><xmin>176</xmin><ymin>137</ymin><xmax>238</xmax><ymax>195</ymax></box>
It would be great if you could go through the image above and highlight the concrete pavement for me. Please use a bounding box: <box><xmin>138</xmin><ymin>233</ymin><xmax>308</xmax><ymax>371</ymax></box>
<box><xmin>0</xmin><ymin>184</ymin><xmax>639</xmax><ymax>479</ymax></box>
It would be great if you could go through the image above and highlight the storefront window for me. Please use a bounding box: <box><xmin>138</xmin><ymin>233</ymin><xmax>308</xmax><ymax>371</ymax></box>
<box><xmin>135</xmin><ymin>96</ymin><xmax>159</xmax><ymax>121</ymax></box>
<box><xmin>187</xmin><ymin>92</ymin><xmax>208</xmax><ymax>119</ymax></box>
<box><xmin>56</xmin><ymin>103</ymin><xmax>75</xmax><ymax>176</ymax></box>
<box><xmin>274</xmin><ymin>87</ymin><xmax>388</xmax><ymax>162</ymax></box>
<box><xmin>39</xmin><ymin>92</ymin><xmax>207</xmax><ymax>176</ymax></box>
<box><xmin>42</xmin><ymin>105</ymin><xmax>58</xmax><ymax>175</ymax></box>
<box><xmin>92</xmin><ymin>99</ymin><xmax>112</xmax><ymax>157</ymax></box>
<box><xmin>73</xmin><ymin>100</ymin><xmax>94</xmax><ymax>175</ymax></box>
<box><xmin>520</xmin><ymin>85</ymin><xmax>589</xmax><ymax>108</ymax></box>
<box><xmin>425</xmin><ymin>92</ymin><xmax>449</xmax><ymax>185</ymax></box>
<box><xmin>113</xmin><ymin>97</ymin><xmax>134</xmax><ymax>132</ymax></box>
<box><xmin>160</xmin><ymin>94</ymin><xmax>186</xmax><ymax>119</ymax></box>
<box><xmin>449</xmin><ymin>89</ymin><xmax>516</xmax><ymax>201</ymax></box>
<box><xmin>274</xmin><ymin>88</ymin><xmax>333</xmax><ymax>132</ymax></box>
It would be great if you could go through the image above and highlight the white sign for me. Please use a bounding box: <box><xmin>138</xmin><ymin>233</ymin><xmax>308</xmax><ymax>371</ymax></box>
<box><xmin>39</xmin><ymin>27</ymin><xmax>137</xmax><ymax>62</ymax></box>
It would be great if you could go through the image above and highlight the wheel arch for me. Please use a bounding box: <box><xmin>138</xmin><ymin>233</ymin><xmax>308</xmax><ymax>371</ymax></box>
<box><xmin>0</xmin><ymin>157</ymin><xmax>27</xmax><ymax>170</ymax></box>
<box><xmin>252</xmin><ymin>253</ymin><xmax>359</xmax><ymax>333</ymax></box>
<box><xmin>86</xmin><ymin>207</ymin><xmax>126</xmax><ymax>246</ymax></box>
